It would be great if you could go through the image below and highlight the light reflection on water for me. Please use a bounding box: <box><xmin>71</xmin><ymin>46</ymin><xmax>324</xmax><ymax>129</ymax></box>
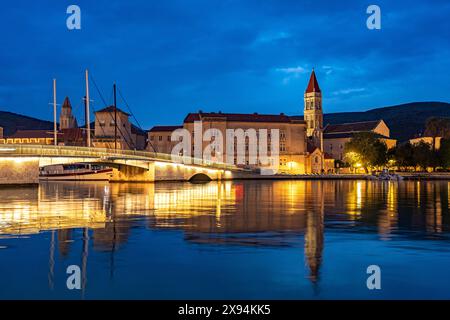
<box><xmin>0</xmin><ymin>180</ymin><xmax>450</xmax><ymax>299</ymax></box>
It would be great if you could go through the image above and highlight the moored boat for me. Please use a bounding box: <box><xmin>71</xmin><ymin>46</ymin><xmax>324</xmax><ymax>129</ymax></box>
<box><xmin>39</xmin><ymin>163</ymin><xmax>113</xmax><ymax>181</ymax></box>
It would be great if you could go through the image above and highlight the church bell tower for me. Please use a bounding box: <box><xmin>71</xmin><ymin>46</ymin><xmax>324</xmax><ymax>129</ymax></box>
<box><xmin>60</xmin><ymin>97</ymin><xmax>78</xmax><ymax>130</ymax></box>
<box><xmin>304</xmin><ymin>69</ymin><xmax>323</xmax><ymax>148</ymax></box>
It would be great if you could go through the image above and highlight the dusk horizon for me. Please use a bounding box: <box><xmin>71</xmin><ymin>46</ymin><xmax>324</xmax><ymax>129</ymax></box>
<box><xmin>1</xmin><ymin>0</ymin><xmax>449</xmax><ymax>130</ymax></box>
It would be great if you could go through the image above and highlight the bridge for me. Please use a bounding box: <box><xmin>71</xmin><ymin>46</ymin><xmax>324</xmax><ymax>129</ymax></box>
<box><xmin>0</xmin><ymin>144</ymin><xmax>247</xmax><ymax>185</ymax></box>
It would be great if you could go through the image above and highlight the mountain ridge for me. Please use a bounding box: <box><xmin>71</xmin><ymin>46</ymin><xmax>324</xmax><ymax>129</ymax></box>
<box><xmin>1</xmin><ymin>101</ymin><xmax>449</xmax><ymax>141</ymax></box>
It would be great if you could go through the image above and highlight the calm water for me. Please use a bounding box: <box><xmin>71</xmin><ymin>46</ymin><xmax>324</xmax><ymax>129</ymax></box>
<box><xmin>1</xmin><ymin>180</ymin><xmax>450</xmax><ymax>299</ymax></box>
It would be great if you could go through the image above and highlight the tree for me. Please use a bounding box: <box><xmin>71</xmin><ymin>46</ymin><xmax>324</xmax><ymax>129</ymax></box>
<box><xmin>391</xmin><ymin>143</ymin><xmax>414</xmax><ymax>171</ymax></box>
<box><xmin>438</xmin><ymin>139</ymin><xmax>450</xmax><ymax>169</ymax></box>
<box><xmin>424</xmin><ymin>117</ymin><xmax>450</xmax><ymax>151</ymax></box>
<box><xmin>411</xmin><ymin>141</ymin><xmax>433</xmax><ymax>171</ymax></box>
<box><xmin>344</xmin><ymin>132</ymin><xmax>388</xmax><ymax>173</ymax></box>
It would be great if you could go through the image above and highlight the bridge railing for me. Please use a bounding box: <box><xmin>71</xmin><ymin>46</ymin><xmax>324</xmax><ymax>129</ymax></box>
<box><xmin>0</xmin><ymin>144</ymin><xmax>242</xmax><ymax>171</ymax></box>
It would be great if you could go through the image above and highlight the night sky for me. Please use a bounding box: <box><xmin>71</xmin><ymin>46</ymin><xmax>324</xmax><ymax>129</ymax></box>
<box><xmin>0</xmin><ymin>0</ymin><xmax>449</xmax><ymax>129</ymax></box>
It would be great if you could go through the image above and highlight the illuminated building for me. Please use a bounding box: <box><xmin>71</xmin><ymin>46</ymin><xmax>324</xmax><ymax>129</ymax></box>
<box><xmin>148</xmin><ymin>70</ymin><xmax>334</xmax><ymax>174</ymax></box>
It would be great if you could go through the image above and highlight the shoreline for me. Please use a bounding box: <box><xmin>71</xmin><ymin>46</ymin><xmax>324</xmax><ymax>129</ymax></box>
<box><xmin>2</xmin><ymin>173</ymin><xmax>450</xmax><ymax>186</ymax></box>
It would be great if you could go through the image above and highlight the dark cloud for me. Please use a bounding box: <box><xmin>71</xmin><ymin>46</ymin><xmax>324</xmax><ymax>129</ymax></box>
<box><xmin>0</xmin><ymin>0</ymin><xmax>448</xmax><ymax>128</ymax></box>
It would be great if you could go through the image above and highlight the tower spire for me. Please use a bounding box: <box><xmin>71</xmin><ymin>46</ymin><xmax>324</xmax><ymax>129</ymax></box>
<box><xmin>305</xmin><ymin>69</ymin><xmax>321</xmax><ymax>93</ymax></box>
<box><xmin>304</xmin><ymin>69</ymin><xmax>323</xmax><ymax>145</ymax></box>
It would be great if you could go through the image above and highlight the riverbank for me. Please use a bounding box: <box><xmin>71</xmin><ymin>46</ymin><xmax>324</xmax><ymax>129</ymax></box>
<box><xmin>3</xmin><ymin>173</ymin><xmax>450</xmax><ymax>186</ymax></box>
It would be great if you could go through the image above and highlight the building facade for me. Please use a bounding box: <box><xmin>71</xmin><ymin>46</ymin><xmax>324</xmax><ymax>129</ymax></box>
<box><xmin>323</xmin><ymin>120</ymin><xmax>397</xmax><ymax>161</ymax></box>
<box><xmin>303</xmin><ymin>69</ymin><xmax>323</xmax><ymax>149</ymax></box>
<box><xmin>59</xmin><ymin>97</ymin><xmax>78</xmax><ymax>130</ymax></box>
<box><xmin>148</xmin><ymin>71</ymin><xmax>333</xmax><ymax>174</ymax></box>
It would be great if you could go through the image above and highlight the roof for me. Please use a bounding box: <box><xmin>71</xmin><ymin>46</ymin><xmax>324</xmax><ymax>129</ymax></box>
<box><xmin>8</xmin><ymin>130</ymin><xmax>56</xmax><ymax>139</ymax></box>
<box><xmin>148</xmin><ymin>125</ymin><xmax>183</xmax><ymax>132</ymax></box>
<box><xmin>95</xmin><ymin>106</ymin><xmax>130</xmax><ymax>116</ymax></box>
<box><xmin>324</xmin><ymin>120</ymin><xmax>382</xmax><ymax>134</ymax></box>
<box><xmin>323</xmin><ymin>132</ymin><xmax>391</xmax><ymax>140</ymax></box>
<box><xmin>61</xmin><ymin>97</ymin><xmax>72</xmax><ymax>109</ymax></box>
<box><xmin>184</xmin><ymin>112</ymin><xmax>298</xmax><ymax>124</ymax></box>
<box><xmin>305</xmin><ymin>70</ymin><xmax>321</xmax><ymax>93</ymax></box>
<box><xmin>61</xmin><ymin>128</ymin><xmax>84</xmax><ymax>141</ymax></box>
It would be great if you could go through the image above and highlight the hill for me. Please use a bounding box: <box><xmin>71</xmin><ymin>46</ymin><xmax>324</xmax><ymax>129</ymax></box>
<box><xmin>324</xmin><ymin>102</ymin><xmax>450</xmax><ymax>141</ymax></box>
<box><xmin>1</xmin><ymin>101</ymin><xmax>449</xmax><ymax>141</ymax></box>
<box><xmin>0</xmin><ymin>111</ymin><xmax>54</xmax><ymax>136</ymax></box>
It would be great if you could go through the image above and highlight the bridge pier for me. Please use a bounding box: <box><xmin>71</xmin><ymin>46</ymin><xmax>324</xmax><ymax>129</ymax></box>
<box><xmin>0</xmin><ymin>158</ymin><xmax>40</xmax><ymax>185</ymax></box>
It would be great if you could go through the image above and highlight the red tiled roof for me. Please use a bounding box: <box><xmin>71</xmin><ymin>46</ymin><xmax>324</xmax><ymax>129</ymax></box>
<box><xmin>61</xmin><ymin>97</ymin><xmax>72</xmax><ymax>109</ymax></box>
<box><xmin>149</xmin><ymin>125</ymin><xmax>183</xmax><ymax>132</ymax></box>
<box><xmin>8</xmin><ymin>130</ymin><xmax>56</xmax><ymax>139</ymax></box>
<box><xmin>305</xmin><ymin>70</ymin><xmax>321</xmax><ymax>93</ymax></box>
<box><xmin>324</xmin><ymin>120</ymin><xmax>382</xmax><ymax>134</ymax></box>
<box><xmin>61</xmin><ymin>128</ymin><xmax>84</xmax><ymax>141</ymax></box>
<box><xmin>184</xmin><ymin>112</ymin><xmax>295</xmax><ymax>123</ymax></box>
<box><xmin>95</xmin><ymin>106</ymin><xmax>130</xmax><ymax>116</ymax></box>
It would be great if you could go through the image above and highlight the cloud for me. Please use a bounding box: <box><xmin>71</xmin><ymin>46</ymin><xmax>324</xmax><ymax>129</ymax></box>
<box><xmin>332</xmin><ymin>88</ymin><xmax>366</xmax><ymax>95</ymax></box>
<box><xmin>275</xmin><ymin>66</ymin><xmax>309</xmax><ymax>84</ymax></box>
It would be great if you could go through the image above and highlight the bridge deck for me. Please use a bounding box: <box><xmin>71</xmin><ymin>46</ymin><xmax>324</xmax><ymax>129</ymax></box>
<box><xmin>0</xmin><ymin>144</ymin><xmax>242</xmax><ymax>171</ymax></box>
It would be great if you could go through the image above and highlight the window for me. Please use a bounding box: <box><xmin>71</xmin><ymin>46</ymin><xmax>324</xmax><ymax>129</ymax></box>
<box><xmin>150</xmin><ymin>136</ymin><xmax>154</xmax><ymax>141</ymax></box>
<box><xmin>159</xmin><ymin>136</ymin><xmax>162</xmax><ymax>141</ymax></box>
<box><xmin>167</xmin><ymin>135</ymin><xmax>171</xmax><ymax>141</ymax></box>
<box><xmin>99</xmin><ymin>120</ymin><xmax>106</xmax><ymax>127</ymax></box>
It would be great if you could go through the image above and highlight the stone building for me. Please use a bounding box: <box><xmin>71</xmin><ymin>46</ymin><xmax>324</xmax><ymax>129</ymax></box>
<box><xmin>148</xmin><ymin>126</ymin><xmax>183</xmax><ymax>154</ymax></box>
<box><xmin>148</xmin><ymin>70</ymin><xmax>334</xmax><ymax>174</ymax></box>
<box><xmin>92</xmin><ymin>106</ymin><xmax>146</xmax><ymax>150</ymax></box>
<box><xmin>323</xmin><ymin>120</ymin><xmax>397</xmax><ymax>161</ymax></box>
<box><xmin>1</xmin><ymin>130</ymin><xmax>57</xmax><ymax>145</ymax></box>
<box><xmin>59</xmin><ymin>97</ymin><xmax>78</xmax><ymax>130</ymax></box>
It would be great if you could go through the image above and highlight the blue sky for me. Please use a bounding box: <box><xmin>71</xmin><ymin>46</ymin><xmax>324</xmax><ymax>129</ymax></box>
<box><xmin>0</xmin><ymin>0</ymin><xmax>449</xmax><ymax>129</ymax></box>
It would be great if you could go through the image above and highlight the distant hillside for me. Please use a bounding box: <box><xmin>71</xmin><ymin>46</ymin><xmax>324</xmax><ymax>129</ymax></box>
<box><xmin>1</xmin><ymin>101</ymin><xmax>449</xmax><ymax>141</ymax></box>
<box><xmin>324</xmin><ymin>102</ymin><xmax>450</xmax><ymax>141</ymax></box>
<box><xmin>0</xmin><ymin>111</ymin><xmax>54</xmax><ymax>136</ymax></box>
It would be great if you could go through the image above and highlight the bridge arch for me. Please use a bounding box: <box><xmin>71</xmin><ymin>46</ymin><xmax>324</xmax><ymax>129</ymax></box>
<box><xmin>188</xmin><ymin>173</ymin><xmax>213</xmax><ymax>183</ymax></box>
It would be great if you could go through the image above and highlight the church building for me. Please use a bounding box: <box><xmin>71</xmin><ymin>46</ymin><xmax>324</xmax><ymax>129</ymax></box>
<box><xmin>148</xmin><ymin>70</ymin><xmax>334</xmax><ymax>174</ymax></box>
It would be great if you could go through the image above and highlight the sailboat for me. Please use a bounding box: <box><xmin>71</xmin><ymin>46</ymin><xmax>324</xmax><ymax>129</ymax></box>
<box><xmin>39</xmin><ymin>70</ymin><xmax>113</xmax><ymax>182</ymax></box>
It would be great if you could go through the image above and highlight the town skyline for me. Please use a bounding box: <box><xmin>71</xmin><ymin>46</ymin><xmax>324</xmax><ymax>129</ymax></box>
<box><xmin>0</xmin><ymin>0</ymin><xmax>449</xmax><ymax>130</ymax></box>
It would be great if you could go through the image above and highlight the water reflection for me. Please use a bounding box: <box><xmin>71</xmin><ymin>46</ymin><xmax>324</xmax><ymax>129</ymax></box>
<box><xmin>0</xmin><ymin>180</ymin><xmax>450</xmax><ymax>296</ymax></box>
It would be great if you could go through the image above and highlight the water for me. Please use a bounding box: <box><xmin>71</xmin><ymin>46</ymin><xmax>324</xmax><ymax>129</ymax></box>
<box><xmin>1</xmin><ymin>180</ymin><xmax>450</xmax><ymax>299</ymax></box>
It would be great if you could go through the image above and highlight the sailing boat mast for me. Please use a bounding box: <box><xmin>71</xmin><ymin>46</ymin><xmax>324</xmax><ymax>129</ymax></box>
<box><xmin>53</xmin><ymin>79</ymin><xmax>57</xmax><ymax>146</ymax></box>
<box><xmin>113</xmin><ymin>83</ymin><xmax>117</xmax><ymax>151</ymax></box>
<box><xmin>85</xmin><ymin>70</ymin><xmax>91</xmax><ymax>147</ymax></box>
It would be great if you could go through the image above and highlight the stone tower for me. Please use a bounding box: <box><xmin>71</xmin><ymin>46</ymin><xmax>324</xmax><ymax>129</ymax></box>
<box><xmin>304</xmin><ymin>69</ymin><xmax>323</xmax><ymax>148</ymax></box>
<box><xmin>60</xmin><ymin>97</ymin><xmax>78</xmax><ymax>130</ymax></box>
